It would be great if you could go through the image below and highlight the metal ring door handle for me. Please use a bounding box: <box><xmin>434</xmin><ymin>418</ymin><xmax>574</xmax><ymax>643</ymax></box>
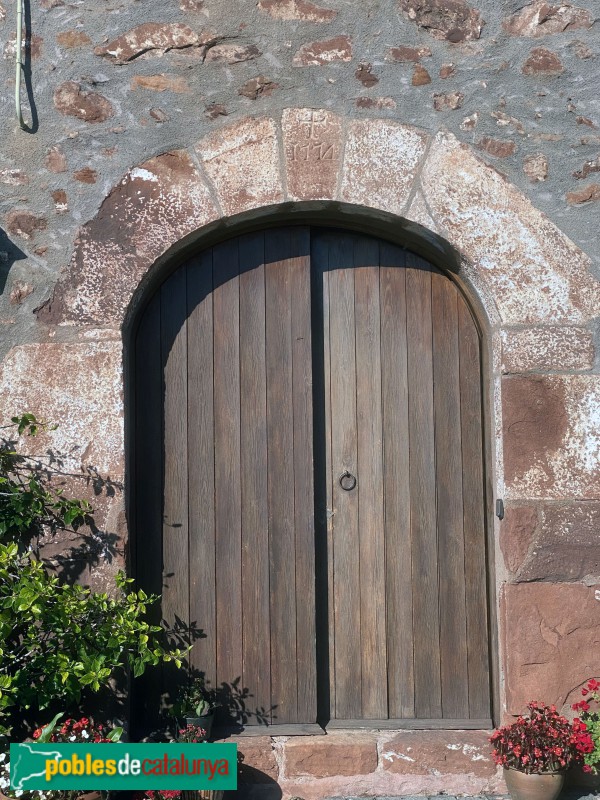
<box><xmin>339</xmin><ymin>470</ymin><xmax>357</xmax><ymax>491</ymax></box>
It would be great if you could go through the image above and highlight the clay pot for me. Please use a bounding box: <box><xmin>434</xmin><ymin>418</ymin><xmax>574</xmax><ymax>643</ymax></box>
<box><xmin>503</xmin><ymin>767</ymin><xmax>565</xmax><ymax>800</ymax></box>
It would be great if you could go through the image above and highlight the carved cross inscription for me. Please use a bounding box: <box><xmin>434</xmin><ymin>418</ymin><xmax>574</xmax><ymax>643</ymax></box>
<box><xmin>286</xmin><ymin>110</ymin><xmax>337</xmax><ymax>162</ymax></box>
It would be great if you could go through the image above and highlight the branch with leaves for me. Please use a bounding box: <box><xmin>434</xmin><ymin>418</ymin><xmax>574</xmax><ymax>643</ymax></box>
<box><xmin>0</xmin><ymin>414</ymin><xmax>92</xmax><ymax>542</ymax></box>
<box><xmin>0</xmin><ymin>413</ymin><xmax>186</xmax><ymax>740</ymax></box>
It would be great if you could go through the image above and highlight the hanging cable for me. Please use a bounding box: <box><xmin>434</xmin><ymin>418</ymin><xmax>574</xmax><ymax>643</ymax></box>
<box><xmin>15</xmin><ymin>0</ymin><xmax>26</xmax><ymax>129</ymax></box>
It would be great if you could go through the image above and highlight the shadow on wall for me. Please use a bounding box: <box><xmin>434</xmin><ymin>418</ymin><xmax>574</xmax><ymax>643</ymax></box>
<box><xmin>0</xmin><ymin>227</ymin><xmax>27</xmax><ymax>295</ymax></box>
<box><xmin>36</xmin><ymin>460</ymin><xmax>123</xmax><ymax>586</ymax></box>
<box><xmin>0</xmin><ymin>423</ymin><xmax>123</xmax><ymax>584</ymax></box>
<box><xmin>16</xmin><ymin>0</ymin><xmax>39</xmax><ymax>133</ymax></box>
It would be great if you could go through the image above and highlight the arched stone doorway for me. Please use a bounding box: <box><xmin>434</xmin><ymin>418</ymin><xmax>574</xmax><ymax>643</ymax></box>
<box><xmin>131</xmin><ymin>223</ymin><xmax>493</xmax><ymax>734</ymax></box>
<box><xmin>25</xmin><ymin>109</ymin><xmax>600</xmax><ymax>745</ymax></box>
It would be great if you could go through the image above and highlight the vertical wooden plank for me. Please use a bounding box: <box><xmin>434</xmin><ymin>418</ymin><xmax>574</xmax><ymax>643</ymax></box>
<box><xmin>379</xmin><ymin>243</ymin><xmax>413</xmax><ymax>719</ymax></box>
<box><xmin>238</xmin><ymin>232</ymin><xmax>271</xmax><ymax>723</ymax></box>
<box><xmin>133</xmin><ymin>291</ymin><xmax>163</xmax><ymax>733</ymax></box>
<box><xmin>432</xmin><ymin>273</ymin><xmax>469</xmax><ymax>718</ymax></box>
<box><xmin>354</xmin><ymin>236</ymin><xmax>387</xmax><ymax>719</ymax></box>
<box><xmin>265</xmin><ymin>228</ymin><xmax>298</xmax><ymax>724</ymax></box>
<box><xmin>406</xmin><ymin>259</ymin><xmax>442</xmax><ymax>718</ymax></box>
<box><xmin>161</xmin><ymin>267</ymin><xmax>189</xmax><ymax>708</ymax></box>
<box><xmin>458</xmin><ymin>298</ymin><xmax>491</xmax><ymax>719</ymax></box>
<box><xmin>290</xmin><ymin>227</ymin><xmax>317</xmax><ymax>723</ymax></box>
<box><xmin>187</xmin><ymin>252</ymin><xmax>217</xmax><ymax>692</ymax></box>
<box><xmin>311</xmin><ymin>231</ymin><xmax>335</xmax><ymax>721</ymax></box>
<box><xmin>328</xmin><ymin>233</ymin><xmax>361</xmax><ymax>720</ymax></box>
<box><xmin>213</xmin><ymin>239</ymin><xmax>242</xmax><ymax>707</ymax></box>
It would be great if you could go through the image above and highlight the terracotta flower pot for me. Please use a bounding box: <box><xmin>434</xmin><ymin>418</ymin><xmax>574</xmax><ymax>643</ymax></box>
<box><xmin>503</xmin><ymin>767</ymin><xmax>565</xmax><ymax>800</ymax></box>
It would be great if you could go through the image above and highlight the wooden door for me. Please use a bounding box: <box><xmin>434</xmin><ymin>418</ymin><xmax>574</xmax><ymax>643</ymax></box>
<box><xmin>312</xmin><ymin>230</ymin><xmax>491</xmax><ymax>727</ymax></box>
<box><xmin>133</xmin><ymin>228</ymin><xmax>318</xmax><ymax>731</ymax></box>
<box><xmin>132</xmin><ymin>226</ymin><xmax>492</xmax><ymax>733</ymax></box>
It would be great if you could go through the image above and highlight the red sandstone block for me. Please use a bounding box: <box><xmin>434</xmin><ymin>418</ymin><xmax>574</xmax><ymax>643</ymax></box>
<box><xmin>196</xmin><ymin>117</ymin><xmax>284</xmax><ymax>217</ymax></box>
<box><xmin>258</xmin><ymin>0</ymin><xmax>337</xmax><ymax>21</ymax></box>
<box><xmin>228</xmin><ymin>736</ymin><xmax>279</xmax><ymax>782</ymax></box>
<box><xmin>0</xmin><ymin>342</ymin><xmax>123</xmax><ymax>478</ymax></box>
<box><xmin>282</xmin><ymin>108</ymin><xmax>343</xmax><ymax>200</ymax></box>
<box><xmin>502</xmin><ymin>583</ymin><xmax>600</xmax><ymax>714</ymax></box>
<box><xmin>503</xmin><ymin>0</ymin><xmax>592</xmax><ymax>37</ymax></box>
<box><xmin>398</xmin><ymin>0</ymin><xmax>484</xmax><ymax>41</ymax></box>
<box><xmin>293</xmin><ymin>35</ymin><xmax>352</xmax><ymax>65</ymax></box>
<box><xmin>37</xmin><ymin>150</ymin><xmax>218</xmax><ymax>325</ymax></box>
<box><xmin>502</xmin><ymin>375</ymin><xmax>600</xmax><ymax>499</ymax></box>
<box><xmin>500</xmin><ymin>506</ymin><xmax>538</xmax><ymax>574</ymax></box>
<box><xmin>94</xmin><ymin>22</ymin><xmax>202</xmax><ymax>64</ymax></box>
<box><xmin>341</xmin><ymin>119</ymin><xmax>428</xmax><ymax>216</ymax></box>
<box><xmin>517</xmin><ymin>502</ymin><xmax>600</xmax><ymax>583</ymax></box>
<box><xmin>54</xmin><ymin>81</ymin><xmax>114</xmax><ymax>122</ymax></box>
<box><xmin>284</xmin><ymin>732</ymin><xmax>377</xmax><ymax>777</ymax></box>
<box><xmin>381</xmin><ymin>730</ymin><xmax>495</xmax><ymax>776</ymax></box>
<box><xmin>522</xmin><ymin>47</ymin><xmax>564</xmax><ymax>75</ymax></box>
<box><xmin>420</xmin><ymin>132</ymin><xmax>600</xmax><ymax>325</ymax></box>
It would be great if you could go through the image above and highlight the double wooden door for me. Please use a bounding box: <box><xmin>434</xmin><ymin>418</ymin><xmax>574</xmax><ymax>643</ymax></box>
<box><xmin>133</xmin><ymin>226</ymin><xmax>492</xmax><ymax>731</ymax></box>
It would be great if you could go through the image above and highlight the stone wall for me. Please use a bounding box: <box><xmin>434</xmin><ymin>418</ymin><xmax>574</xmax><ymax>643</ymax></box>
<box><xmin>1</xmin><ymin>0</ymin><xmax>600</xmax><ymax>796</ymax></box>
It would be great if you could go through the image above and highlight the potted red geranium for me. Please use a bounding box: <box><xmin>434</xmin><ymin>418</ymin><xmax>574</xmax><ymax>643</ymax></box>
<box><xmin>572</xmin><ymin>678</ymin><xmax>600</xmax><ymax>775</ymax></box>
<box><xmin>490</xmin><ymin>701</ymin><xmax>594</xmax><ymax>800</ymax></box>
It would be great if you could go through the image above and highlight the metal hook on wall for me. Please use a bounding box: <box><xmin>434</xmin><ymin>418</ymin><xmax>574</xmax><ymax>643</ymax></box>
<box><xmin>15</xmin><ymin>0</ymin><xmax>27</xmax><ymax>129</ymax></box>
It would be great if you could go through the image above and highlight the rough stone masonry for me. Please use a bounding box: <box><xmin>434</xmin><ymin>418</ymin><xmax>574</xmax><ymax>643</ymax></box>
<box><xmin>0</xmin><ymin>0</ymin><xmax>599</xmax><ymax>798</ymax></box>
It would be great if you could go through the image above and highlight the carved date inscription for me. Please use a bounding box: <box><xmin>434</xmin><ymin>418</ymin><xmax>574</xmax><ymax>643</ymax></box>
<box><xmin>287</xmin><ymin>141</ymin><xmax>336</xmax><ymax>162</ymax></box>
<box><xmin>286</xmin><ymin>110</ymin><xmax>337</xmax><ymax>162</ymax></box>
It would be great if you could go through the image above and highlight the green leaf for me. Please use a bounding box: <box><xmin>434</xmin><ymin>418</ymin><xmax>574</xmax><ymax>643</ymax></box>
<box><xmin>107</xmin><ymin>727</ymin><xmax>123</xmax><ymax>742</ymax></box>
<box><xmin>37</xmin><ymin>712</ymin><xmax>64</xmax><ymax>743</ymax></box>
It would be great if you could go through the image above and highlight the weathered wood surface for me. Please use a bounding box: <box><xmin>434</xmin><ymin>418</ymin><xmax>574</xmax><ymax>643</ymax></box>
<box><xmin>134</xmin><ymin>226</ymin><xmax>491</xmax><ymax>729</ymax></box>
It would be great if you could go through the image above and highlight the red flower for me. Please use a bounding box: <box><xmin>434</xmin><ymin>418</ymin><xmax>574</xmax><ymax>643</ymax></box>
<box><xmin>489</xmin><ymin>702</ymin><xmax>591</xmax><ymax>772</ymax></box>
<box><xmin>587</xmin><ymin>679</ymin><xmax>600</xmax><ymax>692</ymax></box>
<box><xmin>32</xmin><ymin>728</ymin><xmax>42</xmax><ymax>739</ymax></box>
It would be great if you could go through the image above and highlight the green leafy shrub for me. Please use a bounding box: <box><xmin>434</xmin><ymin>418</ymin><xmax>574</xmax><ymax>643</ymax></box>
<box><xmin>0</xmin><ymin>542</ymin><xmax>185</xmax><ymax>737</ymax></box>
<box><xmin>0</xmin><ymin>413</ymin><xmax>185</xmax><ymax>739</ymax></box>
<box><xmin>0</xmin><ymin>414</ymin><xmax>91</xmax><ymax>542</ymax></box>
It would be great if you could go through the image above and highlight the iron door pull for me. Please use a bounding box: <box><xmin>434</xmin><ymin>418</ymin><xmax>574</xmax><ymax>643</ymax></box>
<box><xmin>339</xmin><ymin>470</ymin><xmax>357</xmax><ymax>491</ymax></box>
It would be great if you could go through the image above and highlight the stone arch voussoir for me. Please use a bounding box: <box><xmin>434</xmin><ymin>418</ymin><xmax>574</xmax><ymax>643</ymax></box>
<box><xmin>36</xmin><ymin>109</ymin><xmax>600</xmax><ymax>334</ymax></box>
